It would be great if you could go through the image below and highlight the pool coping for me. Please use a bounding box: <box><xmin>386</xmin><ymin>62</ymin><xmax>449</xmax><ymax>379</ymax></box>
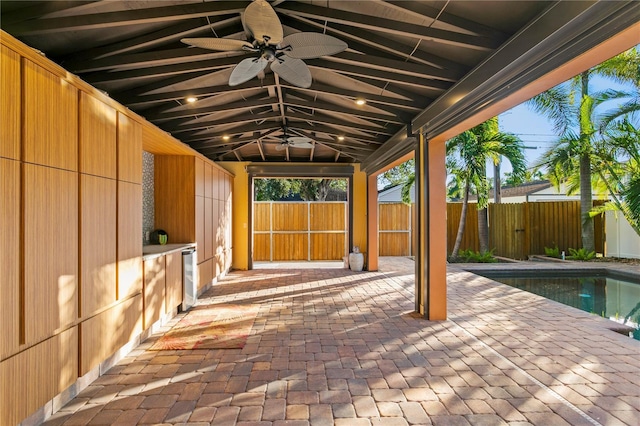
<box><xmin>456</xmin><ymin>260</ymin><xmax>640</xmax><ymax>281</ymax></box>
<box><xmin>453</xmin><ymin>260</ymin><xmax>640</xmax><ymax>337</ymax></box>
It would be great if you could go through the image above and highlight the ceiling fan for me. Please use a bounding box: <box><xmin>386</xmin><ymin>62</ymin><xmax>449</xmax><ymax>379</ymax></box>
<box><xmin>275</xmin><ymin>136</ymin><xmax>314</xmax><ymax>151</ymax></box>
<box><xmin>270</xmin><ymin>126</ymin><xmax>314</xmax><ymax>151</ymax></box>
<box><xmin>181</xmin><ymin>0</ymin><xmax>347</xmax><ymax>88</ymax></box>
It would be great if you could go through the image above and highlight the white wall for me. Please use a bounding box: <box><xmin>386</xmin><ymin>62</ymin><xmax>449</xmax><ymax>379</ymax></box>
<box><xmin>379</xmin><ymin>184</ymin><xmax>415</xmax><ymax>203</ymax></box>
<box><xmin>605</xmin><ymin>211</ymin><xmax>640</xmax><ymax>259</ymax></box>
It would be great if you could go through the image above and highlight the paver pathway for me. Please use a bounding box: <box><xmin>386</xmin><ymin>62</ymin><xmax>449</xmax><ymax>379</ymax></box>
<box><xmin>43</xmin><ymin>258</ymin><xmax>640</xmax><ymax>425</ymax></box>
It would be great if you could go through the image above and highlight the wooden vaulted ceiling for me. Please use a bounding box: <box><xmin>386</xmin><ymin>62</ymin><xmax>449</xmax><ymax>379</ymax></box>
<box><xmin>2</xmin><ymin>1</ymin><xmax>639</xmax><ymax>168</ymax></box>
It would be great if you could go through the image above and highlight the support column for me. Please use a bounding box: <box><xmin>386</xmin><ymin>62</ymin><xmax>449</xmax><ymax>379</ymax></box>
<box><xmin>366</xmin><ymin>174</ymin><xmax>378</xmax><ymax>271</ymax></box>
<box><xmin>415</xmin><ymin>131</ymin><xmax>447</xmax><ymax>319</ymax></box>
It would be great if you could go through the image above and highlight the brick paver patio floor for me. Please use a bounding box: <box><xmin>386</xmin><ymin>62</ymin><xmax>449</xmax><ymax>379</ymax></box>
<box><xmin>44</xmin><ymin>257</ymin><xmax>640</xmax><ymax>425</ymax></box>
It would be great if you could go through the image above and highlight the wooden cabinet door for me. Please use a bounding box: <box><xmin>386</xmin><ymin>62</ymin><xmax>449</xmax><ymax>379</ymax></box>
<box><xmin>23</xmin><ymin>164</ymin><xmax>78</xmax><ymax>345</ymax></box>
<box><xmin>205</xmin><ymin>197</ymin><xmax>214</xmax><ymax>260</ymax></box>
<box><xmin>79</xmin><ymin>92</ymin><xmax>116</xmax><ymax>178</ymax></box>
<box><xmin>143</xmin><ymin>256</ymin><xmax>165</xmax><ymax>329</ymax></box>
<box><xmin>1</xmin><ymin>46</ymin><xmax>20</xmax><ymax>160</ymax></box>
<box><xmin>0</xmin><ymin>159</ymin><xmax>19</xmax><ymax>358</ymax></box>
<box><xmin>118</xmin><ymin>181</ymin><xmax>143</xmax><ymax>298</ymax></box>
<box><xmin>117</xmin><ymin>112</ymin><xmax>142</xmax><ymax>184</ymax></box>
<box><xmin>165</xmin><ymin>251</ymin><xmax>183</xmax><ymax>313</ymax></box>
<box><xmin>80</xmin><ymin>174</ymin><xmax>117</xmax><ymax>317</ymax></box>
<box><xmin>23</xmin><ymin>59</ymin><xmax>77</xmax><ymax>170</ymax></box>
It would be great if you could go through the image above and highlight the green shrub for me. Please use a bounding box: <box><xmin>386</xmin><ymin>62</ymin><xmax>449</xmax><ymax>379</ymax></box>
<box><xmin>458</xmin><ymin>249</ymin><xmax>498</xmax><ymax>263</ymax></box>
<box><xmin>544</xmin><ymin>244</ymin><xmax>561</xmax><ymax>258</ymax></box>
<box><xmin>567</xmin><ymin>247</ymin><xmax>596</xmax><ymax>261</ymax></box>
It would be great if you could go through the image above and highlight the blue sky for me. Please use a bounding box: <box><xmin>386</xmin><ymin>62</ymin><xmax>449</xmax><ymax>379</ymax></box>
<box><xmin>493</xmin><ymin>75</ymin><xmax>635</xmax><ymax>179</ymax></box>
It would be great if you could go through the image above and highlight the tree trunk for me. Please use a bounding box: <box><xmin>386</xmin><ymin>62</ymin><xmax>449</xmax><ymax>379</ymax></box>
<box><xmin>317</xmin><ymin>179</ymin><xmax>330</xmax><ymax>201</ymax></box>
<box><xmin>478</xmin><ymin>207</ymin><xmax>489</xmax><ymax>253</ymax></box>
<box><xmin>580</xmin><ymin>152</ymin><xmax>595</xmax><ymax>252</ymax></box>
<box><xmin>451</xmin><ymin>184</ymin><xmax>470</xmax><ymax>258</ymax></box>
<box><xmin>579</xmin><ymin>71</ymin><xmax>595</xmax><ymax>252</ymax></box>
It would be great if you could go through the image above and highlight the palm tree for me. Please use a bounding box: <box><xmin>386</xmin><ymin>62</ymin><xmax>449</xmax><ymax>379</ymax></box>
<box><xmin>528</xmin><ymin>47</ymin><xmax>640</xmax><ymax>251</ymax></box>
<box><xmin>447</xmin><ymin>117</ymin><xmax>527</xmax><ymax>257</ymax></box>
<box><xmin>592</xmin><ymin>120</ymin><xmax>640</xmax><ymax>235</ymax></box>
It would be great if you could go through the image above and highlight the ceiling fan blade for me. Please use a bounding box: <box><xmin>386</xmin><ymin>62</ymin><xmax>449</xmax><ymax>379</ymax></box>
<box><xmin>289</xmin><ymin>141</ymin><xmax>314</xmax><ymax>149</ymax></box>
<box><xmin>271</xmin><ymin>56</ymin><xmax>312</xmax><ymax>88</ymax></box>
<box><xmin>281</xmin><ymin>33</ymin><xmax>348</xmax><ymax>59</ymax></box>
<box><xmin>243</xmin><ymin>0</ymin><xmax>283</xmax><ymax>45</ymax></box>
<box><xmin>287</xmin><ymin>136</ymin><xmax>312</xmax><ymax>144</ymax></box>
<box><xmin>181</xmin><ymin>38</ymin><xmax>253</xmax><ymax>52</ymax></box>
<box><xmin>229</xmin><ymin>57</ymin><xmax>268</xmax><ymax>86</ymax></box>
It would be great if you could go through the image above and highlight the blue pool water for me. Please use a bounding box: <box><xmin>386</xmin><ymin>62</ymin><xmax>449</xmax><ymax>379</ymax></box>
<box><xmin>478</xmin><ymin>271</ymin><xmax>640</xmax><ymax>340</ymax></box>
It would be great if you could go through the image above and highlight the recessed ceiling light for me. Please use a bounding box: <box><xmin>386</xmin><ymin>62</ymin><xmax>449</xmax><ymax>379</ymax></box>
<box><xmin>222</xmin><ymin>135</ymin><xmax>230</xmax><ymax>141</ymax></box>
<box><xmin>355</xmin><ymin>99</ymin><xmax>366</xmax><ymax>106</ymax></box>
<box><xmin>186</xmin><ymin>96</ymin><xmax>198</xmax><ymax>103</ymax></box>
<box><xmin>338</xmin><ymin>136</ymin><xmax>345</xmax><ymax>141</ymax></box>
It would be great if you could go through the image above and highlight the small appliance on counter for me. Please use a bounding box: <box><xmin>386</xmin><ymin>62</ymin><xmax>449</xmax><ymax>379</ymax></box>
<box><xmin>150</xmin><ymin>229</ymin><xmax>168</xmax><ymax>245</ymax></box>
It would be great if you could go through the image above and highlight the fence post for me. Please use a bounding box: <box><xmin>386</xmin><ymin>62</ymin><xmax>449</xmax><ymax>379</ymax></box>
<box><xmin>524</xmin><ymin>202</ymin><xmax>530</xmax><ymax>259</ymax></box>
<box><xmin>308</xmin><ymin>201</ymin><xmax>311</xmax><ymax>261</ymax></box>
<box><xmin>269</xmin><ymin>201</ymin><xmax>273</xmax><ymax>261</ymax></box>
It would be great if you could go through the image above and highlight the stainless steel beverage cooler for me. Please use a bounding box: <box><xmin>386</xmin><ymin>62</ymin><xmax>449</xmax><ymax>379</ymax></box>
<box><xmin>181</xmin><ymin>248</ymin><xmax>197</xmax><ymax>311</ymax></box>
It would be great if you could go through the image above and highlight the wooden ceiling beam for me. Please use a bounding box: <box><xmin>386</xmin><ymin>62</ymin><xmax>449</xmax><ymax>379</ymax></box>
<box><xmin>6</xmin><ymin>1</ymin><xmax>248</xmax><ymax>35</ymax></box>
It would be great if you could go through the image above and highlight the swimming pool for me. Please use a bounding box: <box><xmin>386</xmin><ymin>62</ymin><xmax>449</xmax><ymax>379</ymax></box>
<box><xmin>476</xmin><ymin>271</ymin><xmax>640</xmax><ymax>340</ymax></box>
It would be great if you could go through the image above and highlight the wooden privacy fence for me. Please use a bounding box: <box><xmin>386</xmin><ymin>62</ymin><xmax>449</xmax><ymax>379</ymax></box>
<box><xmin>253</xmin><ymin>201</ymin><xmax>347</xmax><ymax>261</ymax></box>
<box><xmin>380</xmin><ymin>201</ymin><xmax>604</xmax><ymax>259</ymax></box>
<box><xmin>378</xmin><ymin>203</ymin><xmax>416</xmax><ymax>256</ymax></box>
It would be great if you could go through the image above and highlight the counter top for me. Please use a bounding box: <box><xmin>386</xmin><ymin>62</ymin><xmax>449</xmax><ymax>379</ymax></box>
<box><xmin>142</xmin><ymin>243</ymin><xmax>196</xmax><ymax>260</ymax></box>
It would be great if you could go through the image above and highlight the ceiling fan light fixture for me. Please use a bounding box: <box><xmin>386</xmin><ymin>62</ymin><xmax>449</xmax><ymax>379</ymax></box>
<box><xmin>181</xmin><ymin>0</ymin><xmax>346</xmax><ymax>88</ymax></box>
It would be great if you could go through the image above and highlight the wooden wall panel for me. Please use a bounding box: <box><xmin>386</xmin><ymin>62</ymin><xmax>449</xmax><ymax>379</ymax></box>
<box><xmin>0</xmin><ymin>159</ymin><xmax>20</xmax><ymax>359</ymax></box>
<box><xmin>23</xmin><ymin>59</ymin><xmax>78</xmax><ymax>170</ymax></box>
<box><xmin>154</xmin><ymin>155</ymin><xmax>195</xmax><ymax>243</ymax></box>
<box><xmin>195</xmin><ymin>157</ymin><xmax>205</xmax><ymax>197</ymax></box>
<box><xmin>197</xmin><ymin>258</ymin><xmax>213</xmax><ymax>291</ymax></box>
<box><xmin>205</xmin><ymin>197</ymin><xmax>214</xmax><ymax>260</ymax></box>
<box><xmin>1</xmin><ymin>45</ymin><xmax>20</xmax><ymax>160</ymax></box>
<box><xmin>212</xmin><ymin>168</ymin><xmax>220</xmax><ymax>200</ymax></box>
<box><xmin>217</xmin><ymin>170</ymin><xmax>224</xmax><ymax>201</ymax></box>
<box><xmin>144</xmin><ymin>256</ymin><xmax>165</xmax><ymax>329</ymax></box>
<box><xmin>79</xmin><ymin>92</ymin><xmax>117</xmax><ymax>178</ymax></box>
<box><xmin>204</xmin><ymin>162</ymin><xmax>213</xmax><ymax>199</ymax></box>
<box><xmin>224</xmin><ymin>195</ymin><xmax>232</xmax><ymax>250</ymax></box>
<box><xmin>310</xmin><ymin>233</ymin><xmax>345</xmax><ymax>260</ymax></box>
<box><xmin>446</xmin><ymin>203</ymin><xmax>479</xmax><ymax>254</ymax></box>
<box><xmin>214</xmin><ymin>253</ymin><xmax>223</xmax><ymax>278</ymax></box>
<box><xmin>118</xmin><ymin>181</ymin><xmax>143</xmax><ymax>298</ymax></box>
<box><xmin>142</xmin><ymin>123</ymin><xmax>195</xmax><ymax>155</ymax></box>
<box><xmin>81</xmin><ymin>175</ymin><xmax>117</xmax><ymax>317</ymax></box>
<box><xmin>273</xmin><ymin>203</ymin><xmax>308</xmax><ymax>231</ymax></box>
<box><xmin>224</xmin><ymin>248</ymin><xmax>232</xmax><ymax>271</ymax></box>
<box><xmin>273</xmin><ymin>234</ymin><xmax>308</xmax><ymax>260</ymax></box>
<box><xmin>0</xmin><ymin>326</ymin><xmax>78</xmax><ymax>426</ymax></box>
<box><xmin>196</xmin><ymin>196</ymin><xmax>205</xmax><ymax>256</ymax></box>
<box><xmin>165</xmin><ymin>251</ymin><xmax>183</xmax><ymax>314</ymax></box>
<box><xmin>379</xmin><ymin>203</ymin><xmax>410</xmax><ymax>231</ymax></box>
<box><xmin>117</xmin><ymin>113</ymin><xmax>143</xmax><ymax>184</ymax></box>
<box><xmin>311</xmin><ymin>203</ymin><xmax>346</xmax><ymax>231</ymax></box>
<box><xmin>80</xmin><ymin>295</ymin><xmax>142</xmax><ymax>375</ymax></box>
<box><xmin>379</xmin><ymin>233</ymin><xmax>410</xmax><ymax>256</ymax></box>
<box><xmin>224</xmin><ymin>173</ymin><xmax>230</xmax><ymax>202</ymax></box>
<box><xmin>253</xmin><ymin>234</ymin><xmax>271</xmax><ymax>261</ymax></box>
<box><xmin>213</xmin><ymin>199</ymin><xmax>221</xmax><ymax>254</ymax></box>
<box><xmin>489</xmin><ymin>203</ymin><xmax>526</xmax><ymax>259</ymax></box>
<box><xmin>254</xmin><ymin>203</ymin><xmax>271</xmax><ymax>232</ymax></box>
<box><xmin>23</xmin><ymin>164</ymin><xmax>78</xmax><ymax>345</ymax></box>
